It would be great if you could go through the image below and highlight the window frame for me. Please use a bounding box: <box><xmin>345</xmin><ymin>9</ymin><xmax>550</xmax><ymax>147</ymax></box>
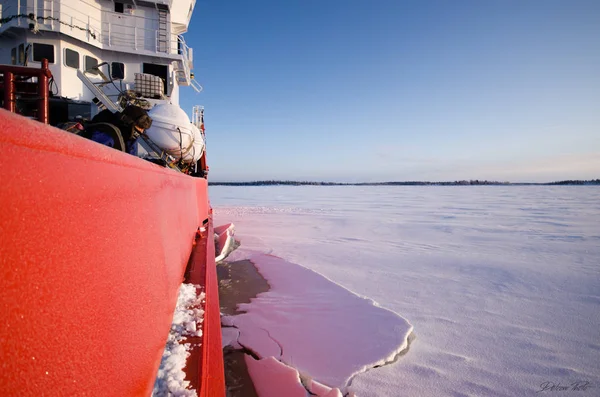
<box><xmin>64</xmin><ymin>48</ymin><xmax>80</xmax><ymax>69</ymax></box>
<box><xmin>111</xmin><ymin>62</ymin><xmax>125</xmax><ymax>80</ymax></box>
<box><xmin>32</xmin><ymin>43</ymin><xmax>55</xmax><ymax>63</ymax></box>
<box><xmin>84</xmin><ymin>55</ymin><xmax>99</xmax><ymax>73</ymax></box>
<box><xmin>18</xmin><ymin>44</ymin><xmax>25</xmax><ymax>65</ymax></box>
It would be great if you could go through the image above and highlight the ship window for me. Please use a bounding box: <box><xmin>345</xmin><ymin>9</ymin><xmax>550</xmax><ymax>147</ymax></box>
<box><xmin>11</xmin><ymin>48</ymin><xmax>16</xmax><ymax>65</ymax></box>
<box><xmin>18</xmin><ymin>44</ymin><xmax>25</xmax><ymax>65</ymax></box>
<box><xmin>84</xmin><ymin>55</ymin><xmax>99</xmax><ymax>73</ymax></box>
<box><xmin>111</xmin><ymin>62</ymin><xmax>125</xmax><ymax>80</ymax></box>
<box><xmin>32</xmin><ymin>43</ymin><xmax>55</xmax><ymax>63</ymax></box>
<box><xmin>65</xmin><ymin>48</ymin><xmax>79</xmax><ymax>69</ymax></box>
<box><xmin>115</xmin><ymin>2</ymin><xmax>124</xmax><ymax>13</ymax></box>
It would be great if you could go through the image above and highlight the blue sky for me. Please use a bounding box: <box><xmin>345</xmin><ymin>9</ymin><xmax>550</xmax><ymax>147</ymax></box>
<box><xmin>180</xmin><ymin>0</ymin><xmax>599</xmax><ymax>182</ymax></box>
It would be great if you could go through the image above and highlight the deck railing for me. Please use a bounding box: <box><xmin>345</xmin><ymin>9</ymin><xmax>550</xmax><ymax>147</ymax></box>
<box><xmin>0</xmin><ymin>0</ymin><xmax>188</xmax><ymax>57</ymax></box>
<box><xmin>0</xmin><ymin>59</ymin><xmax>52</xmax><ymax>123</ymax></box>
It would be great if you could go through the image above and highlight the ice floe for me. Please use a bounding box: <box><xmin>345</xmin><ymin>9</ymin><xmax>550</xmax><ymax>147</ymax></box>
<box><xmin>222</xmin><ymin>249</ymin><xmax>412</xmax><ymax>393</ymax></box>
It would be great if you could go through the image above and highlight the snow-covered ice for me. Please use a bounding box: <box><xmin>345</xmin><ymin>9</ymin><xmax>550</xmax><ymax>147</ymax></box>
<box><xmin>214</xmin><ymin>186</ymin><xmax>600</xmax><ymax>396</ymax></box>
<box><xmin>152</xmin><ymin>283</ymin><xmax>205</xmax><ymax>397</ymax></box>
<box><xmin>222</xmin><ymin>250</ymin><xmax>412</xmax><ymax>390</ymax></box>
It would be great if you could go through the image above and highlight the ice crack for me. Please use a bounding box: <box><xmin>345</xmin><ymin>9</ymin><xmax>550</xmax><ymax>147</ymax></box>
<box><xmin>344</xmin><ymin>332</ymin><xmax>415</xmax><ymax>394</ymax></box>
<box><xmin>260</xmin><ymin>326</ymin><xmax>283</xmax><ymax>358</ymax></box>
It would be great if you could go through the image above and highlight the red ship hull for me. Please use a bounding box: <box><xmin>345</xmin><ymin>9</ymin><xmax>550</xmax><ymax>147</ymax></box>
<box><xmin>0</xmin><ymin>110</ymin><xmax>225</xmax><ymax>396</ymax></box>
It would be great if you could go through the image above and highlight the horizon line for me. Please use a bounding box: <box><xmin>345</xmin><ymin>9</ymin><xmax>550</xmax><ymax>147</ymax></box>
<box><xmin>209</xmin><ymin>179</ymin><xmax>600</xmax><ymax>186</ymax></box>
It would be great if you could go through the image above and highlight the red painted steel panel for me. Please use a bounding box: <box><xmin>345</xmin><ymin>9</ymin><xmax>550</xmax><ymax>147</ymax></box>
<box><xmin>199</xmin><ymin>219</ymin><xmax>226</xmax><ymax>397</ymax></box>
<box><xmin>0</xmin><ymin>110</ymin><xmax>217</xmax><ymax>395</ymax></box>
<box><xmin>185</xmin><ymin>222</ymin><xmax>226</xmax><ymax>397</ymax></box>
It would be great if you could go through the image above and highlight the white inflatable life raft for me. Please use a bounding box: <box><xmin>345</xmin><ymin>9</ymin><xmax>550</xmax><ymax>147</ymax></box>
<box><xmin>145</xmin><ymin>103</ymin><xmax>205</xmax><ymax>163</ymax></box>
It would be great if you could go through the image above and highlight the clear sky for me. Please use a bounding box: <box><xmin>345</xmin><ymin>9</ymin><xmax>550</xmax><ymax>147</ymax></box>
<box><xmin>179</xmin><ymin>0</ymin><xmax>600</xmax><ymax>183</ymax></box>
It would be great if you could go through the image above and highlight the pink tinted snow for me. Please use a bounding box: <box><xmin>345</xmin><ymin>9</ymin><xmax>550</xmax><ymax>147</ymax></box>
<box><xmin>215</xmin><ymin>186</ymin><xmax>600</xmax><ymax>397</ymax></box>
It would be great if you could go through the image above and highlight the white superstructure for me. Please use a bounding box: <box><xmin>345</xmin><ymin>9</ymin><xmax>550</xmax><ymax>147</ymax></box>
<box><xmin>0</xmin><ymin>0</ymin><xmax>200</xmax><ymax>117</ymax></box>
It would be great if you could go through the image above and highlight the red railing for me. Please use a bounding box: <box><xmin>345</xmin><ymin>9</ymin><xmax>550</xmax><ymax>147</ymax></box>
<box><xmin>184</xmin><ymin>218</ymin><xmax>226</xmax><ymax>397</ymax></box>
<box><xmin>0</xmin><ymin>59</ymin><xmax>52</xmax><ymax>124</ymax></box>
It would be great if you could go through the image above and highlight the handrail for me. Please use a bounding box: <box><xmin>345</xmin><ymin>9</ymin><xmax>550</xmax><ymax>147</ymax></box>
<box><xmin>175</xmin><ymin>35</ymin><xmax>194</xmax><ymax>85</ymax></box>
<box><xmin>190</xmin><ymin>79</ymin><xmax>204</xmax><ymax>93</ymax></box>
<box><xmin>0</xmin><ymin>59</ymin><xmax>52</xmax><ymax>123</ymax></box>
<box><xmin>177</xmin><ymin>35</ymin><xmax>191</xmax><ymax>62</ymax></box>
<box><xmin>2</xmin><ymin>0</ymin><xmax>188</xmax><ymax>56</ymax></box>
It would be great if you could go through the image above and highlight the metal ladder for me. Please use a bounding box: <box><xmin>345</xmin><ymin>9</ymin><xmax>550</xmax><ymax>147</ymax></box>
<box><xmin>157</xmin><ymin>9</ymin><xmax>168</xmax><ymax>53</ymax></box>
<box><xmin>77</xmin><ymin>70</ymin><xmax>122</xmax><ymax>113</ymax></box>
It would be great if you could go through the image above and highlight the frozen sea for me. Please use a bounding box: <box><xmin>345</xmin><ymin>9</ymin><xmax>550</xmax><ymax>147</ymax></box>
<box><xmin>212</xmin><ymin>186</ymin><xmax>600</xmax><ymax>397</ymax></box>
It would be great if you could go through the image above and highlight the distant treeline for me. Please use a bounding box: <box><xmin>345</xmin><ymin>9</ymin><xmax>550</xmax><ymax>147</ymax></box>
<box><xmin>209</xmin><ymin>179</ymin><xmax>600</xmax><ymax>186</ymax></box>
<box><xmin>546</xmin><ymin>179</ymin><xmax>600</xmax><ymax>185</ymax></box>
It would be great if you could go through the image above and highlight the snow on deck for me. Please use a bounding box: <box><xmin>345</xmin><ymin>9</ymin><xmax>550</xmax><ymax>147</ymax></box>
<box><xmin>153</xmin><ymin>283</ymin><xmax>205</xmax><ymax>397</ymax></box>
